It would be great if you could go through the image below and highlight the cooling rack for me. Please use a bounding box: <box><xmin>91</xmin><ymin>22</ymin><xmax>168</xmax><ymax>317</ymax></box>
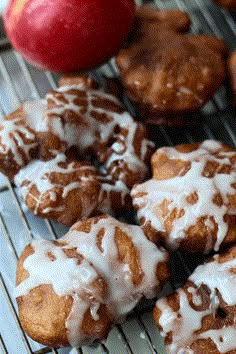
<box><xmin>1</xmin><ymin>0</ymin><xmax>236</xmax><ymax>353</ymax></box>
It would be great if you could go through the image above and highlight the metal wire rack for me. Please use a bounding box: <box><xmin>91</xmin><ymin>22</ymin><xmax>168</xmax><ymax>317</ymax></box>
<box><xmin>1</xmin><ymin>0</ymin><xmax>236</xmax><ymax>353</ymax></box>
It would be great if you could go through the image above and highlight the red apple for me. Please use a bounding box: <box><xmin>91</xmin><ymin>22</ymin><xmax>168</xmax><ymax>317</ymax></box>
<box><xmin>4</xmin><ymin>0</ymin><xmax>135</xmax><ymax>72</ymax></box>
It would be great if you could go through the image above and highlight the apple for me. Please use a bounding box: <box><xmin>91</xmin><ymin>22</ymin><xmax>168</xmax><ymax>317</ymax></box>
<box><xmin>4</xmin><ymin>0</ymin><xmax>135</xmax><ymax>72</ymax></box>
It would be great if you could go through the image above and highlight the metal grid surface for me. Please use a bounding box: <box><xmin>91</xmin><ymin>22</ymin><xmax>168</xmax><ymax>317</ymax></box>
<box><xmin>1</xmin><ymin>0</ymin><xmax>236</xmax><ymax>353</ymax></box>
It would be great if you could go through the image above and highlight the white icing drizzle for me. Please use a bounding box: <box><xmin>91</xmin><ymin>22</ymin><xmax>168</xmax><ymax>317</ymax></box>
<box><xmin>15</xmin><ymin>215</ymin><xmax>168</xmax><ymax>347</ymax></box>
<box><xmin>0</xmin><ymin>112</ymin><xmax>37</xmax><ymax>166</ymax></box>
<box><xmin>15</xmin><ymin>240</ymin><xmax>99</xmax><ymax>297</ymax></box>
<box><xmin>97</xmin><ymin>177</ymin><xmax>130</xmax><ymax>214</ymax></box>
<box><xmin>45</xmin><ymin>85</ymin><xmax>153</xmax><ymax>183</ymax></box>
<box><xmin>156</xmin><ymin>252</ymin><xmax>236</xmax><ymax>353</ymax></box>
<box><xmin>45</xmin><ymin>87</ymin><xmax>125</xmax><ymax>150</ymax></box>
<box><xmin>199</xmin><ymin>327</ymin><xmax>236</xmax><ymax>353</ymax></box>
<box><xmin>177</xmin><ymin>350</ymin><xmax>194</xmax><ymax>354</ymax></box>
<box><xmin>159</xmin><ymin>290</ymin><xmax>210</xmax><ymax>353</ymax></box>
<box><xmin>1</xmin><ymin>81</ymin><xmax>153</xmax><ymax>230</ymax></box>
<box><xmin>42</xmin><ymin>206</ymin><xmax>65</xmax><ymax>214</ymax></box>
<box><xmin>90</xmin><ymin>302</ymin><xmax>100</xmax><ymax>321</ymax></box>
<box><xmin>62</xmin><ymin>182</ymin><xmax>83</xmax><ymax>198</ymax></box>
<box><xmin>15</xmin><ymin>239</ymin><xmax>100</xmax><ymax>347</ymax></box>
<box><xmin>14</xmin><ymin>154</ymin><xmax>98</xmax><ymax>216</ymax></box>
<box><xmin>106</xmin><ymin>122</ymin><xmax>153</xmax><ymax>183</ymax></box>
<box><xmin>190</xmin><ymin>257</ymin><xmax>236</xmax><ymax>306</ymax></box>
<box><xmin>2</xmin><ymin>82</ymin><xmax>152</xmax><ymax>220</ymax></box>
<box><xmin>66</xmin><ymin>294</ymin><xmax>93</xmax><ymax>347</ymax></box>
<box><xmin>0</xmin><ymin>100</ymin><xmax>46</xmax><ymax>172</ymax></box>
<box><xmin>157</xmin><ymin>298</ymin><xmax>178</xmax><ymax>336</ymax></box>
<box><xmin>21</xmin><ymin>100</ymin><xmax>47</xmax><ymax>132</ymax></box>
<box><xmin>132</xmin><ymin>140</ymin><xmax>236</xmax><ymax>251</ymax></box>
<box><xmin>187</xmin><ymin>287</ymin><xmax>203</xmax><ymax>307</ymax></box>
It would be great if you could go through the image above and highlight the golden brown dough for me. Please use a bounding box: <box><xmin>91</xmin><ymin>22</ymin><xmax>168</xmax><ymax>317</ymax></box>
<box><xmin>131</xmin><ymin>140</ymin><xmax>236</xmax><ymax>253</ymax></box>
<box><xmin>0</xmin><ymin>102</ymin><xmax>44</xmax><ymax>180</ymax></box>
<box><xmin>213</xmin><ymin>0</ymin><xmax>236</xmax><ymax>9</ymax></box>
<box><xmin>17</xmin><ymin>244</ymin><xmax>112</xmax><ymax>347</ymax></box>
<box><xmin>14</xmin><ymin>155</ymin><xmax>101</xmax><ymax>226</ymax></box>
<box><xmin>15</xmin><ymin>215</ymin><xmax>169</xmax><ymax>348</ymax></box>
<box><xmin>14</xmin><ymin>153</ymin><xmax>133</xmax><ymax>225</ymax></box>
<box><xmin>154</xmin><ymin>246</ymin><xmax>236</xmax><ymax>354</ymax></box>
<box><xmin>116</xmin><ymin>6</ymin><xmax>228</xmax><ymax>125</ymax></box>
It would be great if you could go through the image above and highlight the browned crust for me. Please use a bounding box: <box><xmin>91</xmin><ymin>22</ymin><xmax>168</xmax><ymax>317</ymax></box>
<box><xmin>213</xmin><ymin>0</ymin><xmax>236</xmax><ymax>9</ymax></box>
<box><xmin>133</xmin><ymin>142</ymin><xmax>236</xmax><ymax>253</ymax></box>
<box><xmin>21</xmin><ymin>161</ymin><xmax>101</xmax><ymax>226</ymax></box>
<box><xmin>0</xmin><ymin>108</ymin><xmax>39</xmax><ymax>181</ymax></box>
<box><xmin>154</xmin><ymin>246</ymin><xmax>236</xmax><ymax>353</ymax></box>
<box><xmin>16</xmin><ymin>215</ymin><xmax>169</xmax><ymax>347</ymax></box>
<box><xmin>16</xmin><ymin>242</ymin><xmax>113</xmax><ymax>347</ymax></box>
<box><xmin>116</xmin><ymin>6</ymin><xmax>228</xmax><ymax>125</ymax></box>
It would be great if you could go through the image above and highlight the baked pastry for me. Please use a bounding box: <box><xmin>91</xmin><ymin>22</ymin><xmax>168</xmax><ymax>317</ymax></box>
<box><xmin>213</xmin><ymin>0</ymin><xmax>236</xmax><ymax>9</ymax></box>
<box><xmin>116</xmin><ymin>6</ymin><xmax>228</xmax><ymax>125</ymax></box>
<box><xmin>131</xmin><ymin>140</ymin><xmax>236</xmax><ymax>253</ymax></box>
<box><xmin>41</xmin><ymin>75</ymin><xmax>154</xmax><ymax>187</ymax></box>
<box><xmin>1</xmin><ymin>75</ymin><xmax>154</xmax><ymax>224</ymax></box>
<box><xmin>14</xmin><ymin>153</ymin><xmax>132</xmax><ymax>225</ymax></box>
<box><xmin>154</xmin><ymin>245</ymin><xmax>236</xmax><ymax>353</ymax></box>
<box><xmin>14</xmin><ymin>154</ymin><xmax>101</xmax><ymax>226</ymax></box>
<box><xmin>0</xmin><ymin>101</ymin><xmax>46</xmax><ymax>181</ymax></box>
<box><xmin>15</xmin><ymin>215</ymin><xmax>169</xmax><ymax>348</ymax></box>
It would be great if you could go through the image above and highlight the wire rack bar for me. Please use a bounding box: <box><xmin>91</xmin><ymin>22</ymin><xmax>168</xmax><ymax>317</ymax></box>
<box><xmin>0</xmin><ymin>37</ymin><xmax>11</xmax><ymax>51</ymax></box>
<box><xmin>0</xmin><ymin>212</ymin><xmax>19</xmax><ymax>260</ymax></box>
<box><xmin>45</xmin><ymin>71</ymin><xmax>58</xmax><ymax>90</ymax></box>
<box><xmin>44</xmin><ymin>219</ymin><xmax>59</xmax><ymax>240</ymax></box>
<box><xmin>220</xmin><ymin>7</ymin><xmax>236</xmax><ymax>35</ymax></box>
<box><xmin>0</xmin><ymin>55</ymin><xmax>22</xmax><ymax>110</ymax></box>
<box><xmin>136</xmin><ymin>316</ymin><xmax>158</xmax><ymax>354</ymax></box>
<box><xmin>6</xmin><ymin>180</ymin><xmax>34</xmax><ymax>241</ymax></box>
<box><xmin>116</xmin><ymin>325</ymin><xmax>134</xmax><ymax>354</ymax></box>
<box><xmin>13</xmin><ymin>51</ymin><xmax>43</xmax><ymax>99</ymax></box>
<box><xmin>34</xmin><ymin>348</ymin><xmax>59</xmax><ymax>354</ymax></box>
<box><xmin>99</xmin><ymin>343</ymin><xmax>110</xmax><ymax>354</ymax></box>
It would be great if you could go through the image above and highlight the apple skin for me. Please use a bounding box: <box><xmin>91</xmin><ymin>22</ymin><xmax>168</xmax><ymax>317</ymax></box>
<box><xmin>4</xmin><ymin>0</ymin><xmax>135</xmax><ymax>72</ymax></box>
